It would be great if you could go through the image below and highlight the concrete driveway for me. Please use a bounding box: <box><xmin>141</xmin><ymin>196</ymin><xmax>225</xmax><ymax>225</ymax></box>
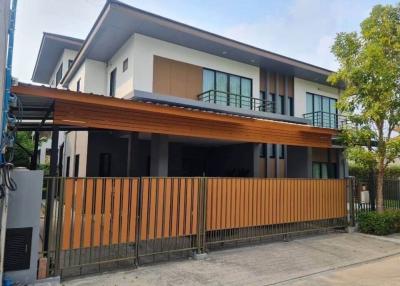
<box><xmin>64</xmin><ymin>233</ymin><xmax>400</xmax><ymax>286</ymax></box>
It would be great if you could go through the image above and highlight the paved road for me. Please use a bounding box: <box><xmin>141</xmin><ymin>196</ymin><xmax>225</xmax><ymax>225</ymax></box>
<box><xmin>64</xmin><ymin>233</ymin><xmax>400</xmax><ymax>286</ymax></box>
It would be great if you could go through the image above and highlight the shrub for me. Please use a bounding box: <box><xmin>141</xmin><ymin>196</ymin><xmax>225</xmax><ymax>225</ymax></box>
<box><xmin>349</xmin><ymin>163</ymin><xmax>400</xmax><ymax>179</ymax></box>
<box><xmin>358</xmin><ymin>210</ymin><xmax>400</xmax><ymax>235</ymax></box>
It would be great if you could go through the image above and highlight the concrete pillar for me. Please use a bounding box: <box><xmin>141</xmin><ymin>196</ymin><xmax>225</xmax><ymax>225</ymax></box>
<box><xmin>265</xmin><ymin>71</ymin><xmax>270</xmax><ymax>177</ymax></box>
<box><xmin>307</xmin><ymin>147</ymin><xmax>313</xmax><ymax>178</ymax></box>
<box><xmin>275</xmin><ymin>145</ymin><xmax>280</xmax><ymax>178</ymax></box>
<box><xmin>252</xmin><ymin>143</ymin><xmax>261</xmax><ymax>177</ymax></box>
<box><xmin>150</xmin><ymin>134</ymin><xmax>169</xmax><ymax>176</ymax></box>
<box><xmin>127</xmin><ymin>132</ymin><xmax>139</xmax><ymax>176</ymax></box>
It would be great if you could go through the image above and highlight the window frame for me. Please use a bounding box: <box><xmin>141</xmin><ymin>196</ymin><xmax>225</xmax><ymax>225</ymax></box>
<box><xmin>55</xmin><ymin>64</ymin><xmax>63</xmax><ymax>86</ymax></box>
<box><xmin>202</xmin><ymin>68</ymin><xmax>253</xmax><ymax>108</ymax></box>
<box><xmin>306</xmin><ymin>92</ymin><xmax>338</xmax><ymax>128</ymax></box>
<box><xmin>123</xmin><ymin>58</ymin><xmax>128</xmax><ymax>72</ymax></box>
<box><xmin>109</xmin><ymin>68</ymin><xmax>117</xmax><ymax>97</ymax></box>
<box><xmin>74</xmin><ymin>154</ymin><xmax>80</xmax><ymax>178</ymax></box>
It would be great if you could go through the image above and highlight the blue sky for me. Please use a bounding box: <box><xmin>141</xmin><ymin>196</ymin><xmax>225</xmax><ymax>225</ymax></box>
<box><xmin>13</xmin><ymin>0</ymin><xmax>398</xmax><ymax>83</ymax></box>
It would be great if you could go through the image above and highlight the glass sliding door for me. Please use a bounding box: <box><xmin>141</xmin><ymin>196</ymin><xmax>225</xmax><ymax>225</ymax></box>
<box><xmin>240</xmin><ymin>78</ymin><xmax>252</xmax><ymax>109</ymax></box>
<box><xmin>229</xmin><ymin>75</ymin><xmax>241</xmax><ymax>107</ymax></box>
<box><xmin>216</xmin><ymin>72</ymin><xmax>228</xmax><ymax>105</ymax></box>
<box><xmin>202</xmin><ymin>69</ymin><xmax>215</xmax><ymax>102</ymax></box>
<box><xmin>322</xmin><ymin>97</ymin><xmax>330</xmax><ymax>128</ymax></box>
<box><xmin>330</xmin><ymin>98</ymin><xmax>337</xmax><ymax>128</ymax></box>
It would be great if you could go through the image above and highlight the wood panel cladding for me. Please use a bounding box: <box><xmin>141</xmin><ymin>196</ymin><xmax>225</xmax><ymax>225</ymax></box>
<box><xmin>259</xmin><ymin>70</ymin><xmax>294</xmax><ymax>97</ymax></box>
<box><xmin>153</xmin><ymin>56</ymin><xmax>202</xmax><ymax>100</ymax></box>
<box><xmin>54</xmin><ymin>101</ymin><xmax>335</xmax><ymax>148</ymax></box>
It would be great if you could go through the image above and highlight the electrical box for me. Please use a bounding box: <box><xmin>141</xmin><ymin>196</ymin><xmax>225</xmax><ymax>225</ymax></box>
<box><xmin>4</xmin><ymin>169</ymin><xmax>43</xmax><ymax>285</ymax></box>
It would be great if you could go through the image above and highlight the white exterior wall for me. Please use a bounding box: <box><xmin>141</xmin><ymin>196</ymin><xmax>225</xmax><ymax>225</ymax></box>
<box><xmin>63</xmin><ymin>59</ymin><xmax>107</xmax><ymax>177</ymax></box>
<box><xmin>106</xmin><ymin>35</ymin><xmax>134</xmax><ymax>98</ymax></box>
<box><xmin>132</xmin><ymin>34</ymin><xmax>260</xmax><ymax>99</ymax></box>
<box><xmin>49</xmin><ymin>49</ymin><xmax>78</xmax><ymax>88</ymax></box>
<box><xmin>293</xmin><ymin>77</ymin><xmax>340</xmax><ymax>118</ymax></box>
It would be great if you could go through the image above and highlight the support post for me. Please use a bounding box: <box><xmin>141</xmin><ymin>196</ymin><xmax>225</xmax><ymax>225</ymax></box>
<box><xmin>43</xmin><ymin>126</ymin><xmax>59</xmax><ymax>253</ymax></box>
<box><xmin>30</xmin><ymin>130</ymin><xmax>39</xmax><ymax>170</ymax></box>
<box><xmin>252</xmin><ymin>143</ymin><xmax>261</xmax><ymax>178</ymax></box>
<box><xmin>307</xmin><ymin>147</ymin><xmax>313</xmax><ymax>178</ymax></box>
<box><xmin>150</xmin><ymin>134</ymin><xmax>168</xmax><ymax>176</ymax></box>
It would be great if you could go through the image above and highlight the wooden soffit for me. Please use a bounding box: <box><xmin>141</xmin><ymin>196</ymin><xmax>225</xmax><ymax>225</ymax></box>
<box><xmin>12</xmin><ymin>84</ymin><xmax>337</xmax><ymax>148</ymax></box>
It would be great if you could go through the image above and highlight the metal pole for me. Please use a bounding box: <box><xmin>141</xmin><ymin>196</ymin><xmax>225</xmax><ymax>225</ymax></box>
<box><xmin>0</xmin><ymin>2</ymin><xmax>15</xmax><ymax>286</ymax></box>
<box><xmin>30</xmin><ymin>130</ymin><xmax>39</xmax><ymax>170</ymax></box>
<box><xmin>43</xmin><ymin>127</ymin><xmax>59</xmax><ymax>253</ymax></box>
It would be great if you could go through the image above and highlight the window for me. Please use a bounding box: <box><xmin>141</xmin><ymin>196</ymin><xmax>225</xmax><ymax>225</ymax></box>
<box><xmin>65</xmin><ymin>156</ymin><xmax>70</xmax><ymax>177</ymax></box>
<box><xmin>123</xmin><ymin>58</ymin><xmax>128</xmax><ymax>72</ymax></box>
<box><xmin>259</xmin><ymin>143</ymin><xmax>266</xmax><ymax>158</ymax></box>
<box><xmin>109</xmin><ymin>68</ymin><xmax>117</xmax><ymax>97</ymax></box>
<box><xmin>76</xmin><ymin>79</ymin><xmax>81</xmax><ymax>92</ymax></box>
<box><xmin>68</xmin><ymin>59</ymin><xmax>74</xmax><ymax>68</ymax></box>
<box><xmin>74</xmin><ymin>155</ymin><xmax>80</xmax><ymax>177</ymax></box>
<box><xmin>279</xmin><ymin>145</ymin><xmax>285</xmax><ymax>159</ymax></box>
<box><xmin>269</xmin><ymin>144</ymin><xmax>276</xmax><ymax>158</ymax></box>
<box><xmin>288</xmin><ymin>97</ymin><xmax>294</xmax><ymax>116</ymax></box>
<box><xmin>55</xmin><ymin>64</ymin><xmax>63</xmax><ymax>86</ymax></box>
<box><xmin>279</xmin><ymin>95</ymin><xmax>285</xmax><ymax>115</ymax></box>
<box><xmin>99</xmin><ymin>153</ymin><xmax>111</xmax><ymax>177</ymax></box>
<box><xmin>306</xmin><ymin>92</ymin><xmax>337</xmax><ymax>128</ymax></box>
<box><xmin>269</xmin><ymin>93</ymin><xmax>276</xmax><ymax>113</ymax></box>
<box><xmin>202</xmin><ymin>69</ymin><xmax>252</xmax><ymax>109</ymax></box>
<box><xmin>312</xmin><ymin>162</ymin><xmax>336</xmax><ymax>179</ymax></box>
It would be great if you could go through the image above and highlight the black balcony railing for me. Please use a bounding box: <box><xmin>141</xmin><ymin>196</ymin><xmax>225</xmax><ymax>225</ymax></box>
<box><xmin>303</xmin><ymin>111</ymin><xmax>347</xmax><ymax>129</ymax></box>
<box><xmin>198</xmin><ymin>90</ymin><xmax>275</xmax><ymax>113</ymax></box>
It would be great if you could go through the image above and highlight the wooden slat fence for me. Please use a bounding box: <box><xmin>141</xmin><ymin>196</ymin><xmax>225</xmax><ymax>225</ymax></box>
<box><xmin>44</xmin><ymin>177</ymin><xmax>349</xmax><ymax>277</ymax></box>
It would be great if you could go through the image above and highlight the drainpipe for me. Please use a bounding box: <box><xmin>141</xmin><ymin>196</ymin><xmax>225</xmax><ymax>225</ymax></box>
<box><xmin>0</xmin><ymin>1</ymin><xmax>17</xmax><ymax>285</ymax></box>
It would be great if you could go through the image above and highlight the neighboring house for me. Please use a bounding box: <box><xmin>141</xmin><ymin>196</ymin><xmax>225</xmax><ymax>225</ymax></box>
<box><xmin>30</xmin><ymin>0</ymin><xmax>346</xmax><ymax>179</ymax></box>
<box><xmin>32</xmin><ymin>33</ymin><xmax>83</xmax><ymax>168</ymax></box>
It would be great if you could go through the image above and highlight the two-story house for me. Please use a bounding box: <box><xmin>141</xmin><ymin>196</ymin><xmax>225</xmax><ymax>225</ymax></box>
<box><xmin>29</xmin><ymin>0</ymin><xmax>346</xmax><ymax>179</ymax></box>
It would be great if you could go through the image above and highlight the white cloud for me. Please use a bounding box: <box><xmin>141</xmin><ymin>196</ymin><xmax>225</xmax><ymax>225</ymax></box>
<box><xmin>222</xmin><ymin>0</ymin><xmax>374</xmax><ymax>71</ymax></box>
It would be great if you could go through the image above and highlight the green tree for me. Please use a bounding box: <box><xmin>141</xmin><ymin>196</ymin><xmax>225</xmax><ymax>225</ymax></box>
<box><xmin>12</xmin><ymin>131</ymin><xmax>34</xmax><ymax>167</ymax></box>
<box><xmin>328</xmin><ymin>4</ymin><xmax>400</xmax><ymax>213</ymax></box>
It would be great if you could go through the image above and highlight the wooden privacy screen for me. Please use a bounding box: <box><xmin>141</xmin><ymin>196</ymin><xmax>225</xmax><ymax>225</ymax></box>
<box><xmin>61</xmin><ymin>177</ymin><xmax>199</xmax><ymax>250</ymax></box>
<box><xmin>61</xmin><ymin>177</ymin><xmax>347</xmax><ymax>250</ymax></box>
<box><xmin>206</xmin><ymin>178</ymin><xmax>347</xmax><ymax>231</ymax></box>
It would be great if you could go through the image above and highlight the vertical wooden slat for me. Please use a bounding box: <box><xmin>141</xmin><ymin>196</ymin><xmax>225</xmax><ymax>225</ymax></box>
<box><xmin>128</xmin><ymin>178</ymin><xmax>138</xmax><ymax>242</ymax></box>
<box><xmin>191</xmin><ymin>178</ymin><xmax>198</xmax><ymax>235</ymax></box>
<box><xmin>72</xmin><ymin>179</ymin><xmax>84</xmax><ymax>249</ymax></box>
<box><xmin>140</xmin><ymin>178</ymin><xmax>149</xmax><ymax>240</ymax></box>
<box><xmin>62</xmin><ymin>179</ymin><xmax>74</xmax><ymax>250</ymax></box>
<box><xmin>148</xmin><ymin>179</ymin><xmax>157</xmax><ymax>239</ymax></box>
<box><xmin>102</xmin><ymin>179</ymin><xmax>113</xmax><ymax>245</ymax></box>
<box><xmin>83</xmin><ymin>179</ymin><xmax>94</xmax><ymax>248</ymax></box>
<box><xmin>111</xmin><ymin>179</ymin><xmax>121</xmax><ymax>244</ymax></box>
<box><xmin>92</xmin><ymin>179</ymin><xmax>103</xmax><ymax>247</ymax></box>
<box><xmin>120</xmin><ymin>179</ymin><xmax>129</xmax><ymax>243</ymax></box>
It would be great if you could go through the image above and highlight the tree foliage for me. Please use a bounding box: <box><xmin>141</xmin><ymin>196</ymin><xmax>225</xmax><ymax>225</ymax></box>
<box><xmin>328</xmin><ymin>4</ymin><xmax>400</xmax><ymax>212</ymax></box>
<box><xmin>12</xmin><ymin>131</ymin><xmax>34</xmax><ymax>167</ymax></box>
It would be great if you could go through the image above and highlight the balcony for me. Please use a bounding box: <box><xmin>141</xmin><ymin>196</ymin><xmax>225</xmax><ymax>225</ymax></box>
<box><xmin>303</xmin><ymin>111</ymin><xmax>347</xmax><ymax>129</ymax></box>
<box><xmin>198</xmin><ymin>90</ymin><xmax>275</xmax><ymax>113</ymax></box>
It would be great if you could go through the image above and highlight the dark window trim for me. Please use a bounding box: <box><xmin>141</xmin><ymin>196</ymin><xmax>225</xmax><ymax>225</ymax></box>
<box><xmin>279</xmin><ymin>145</ymin><xmax>285</xmax><ymax>159</ymax></box>
<box><xmin>66</xmin><ymin>156</ymin><xmax>70</xmax><ymax>177</ymax></box>
<box><xmin>55</xmin><ymin>63</ymin><xmax>63</xmax><ymax>86</ymax></box>
<box><xmin>109</xmin><ymin>68</ymin><xmax>117</xmax><ymax>97</ymax></box>
<box><xmin>76</xmin><ymin>78</ymin><xmax>81</xmax><ymax>92</ymax></box>
<box><xmin>74</xmin><ymin>154</ymin><xmax>80</xmax><ymax>177</ymax></box>
<box><xmin>123</xmin><ymin>58</ymin><xmax>128</xmax><ymax>72</ymax></box>
<box><xmin>269</xmin><ymin>144</ymin><xmax>276</xmax><ymax>158</ymax></box>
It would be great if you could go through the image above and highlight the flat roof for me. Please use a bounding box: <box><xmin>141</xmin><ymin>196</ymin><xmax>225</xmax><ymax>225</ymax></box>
<box><xmin>62</xmin><ymin>0</ymin><xmax>335</xmax><ymax>87</ymax></box>
<box><xmin>32</xmin><ymin>33</ymin><xmax>83</xmax><ymax>84</ymax></box>
<box><xmin>11</xmin><ymin>83</ymin><xmax>336</xmax><ymax>148</ymax></box>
